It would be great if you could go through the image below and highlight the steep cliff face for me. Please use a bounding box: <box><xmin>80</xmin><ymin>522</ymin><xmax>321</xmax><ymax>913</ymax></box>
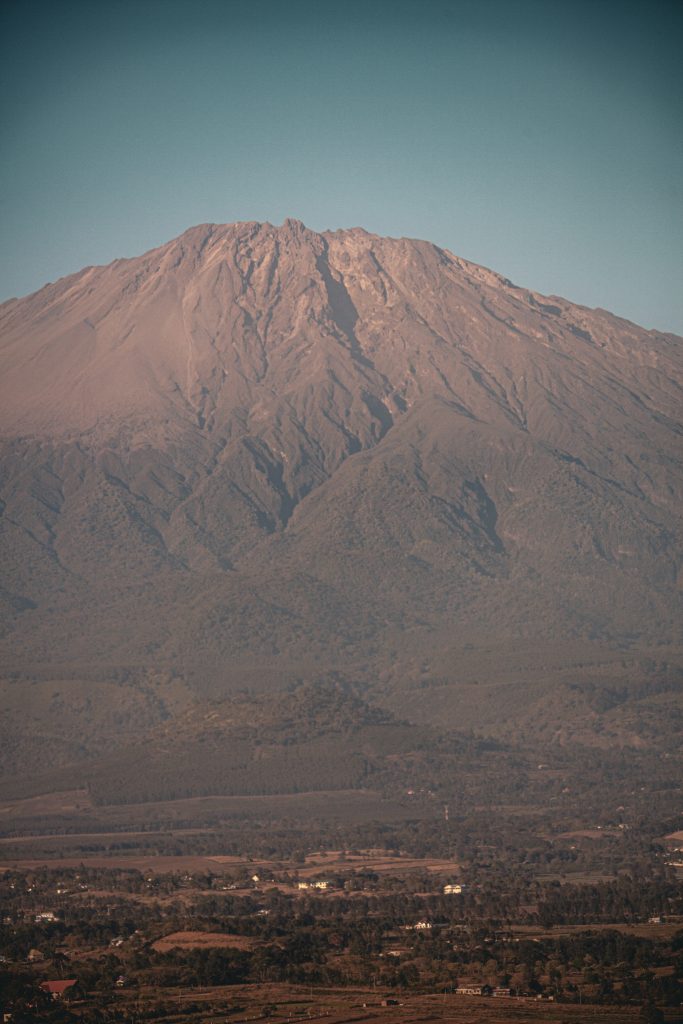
<box><xmin>0</xmin><ymin>219</ymin><xmax>681</xmax><ymax>767</ymax></box>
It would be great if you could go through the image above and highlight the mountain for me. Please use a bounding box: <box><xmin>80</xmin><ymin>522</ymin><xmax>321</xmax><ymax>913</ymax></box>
<box><xmin>1</xmin><ymin>219</ymin><xmax>682</xmax><ymax>785</ymax></box>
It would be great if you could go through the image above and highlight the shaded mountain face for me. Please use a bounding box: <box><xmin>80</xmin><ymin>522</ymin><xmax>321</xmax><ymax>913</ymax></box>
<box><xmin>0</xmin><ymin>219</ymin><xmax>681</xmax><ymax>775</ymax></box>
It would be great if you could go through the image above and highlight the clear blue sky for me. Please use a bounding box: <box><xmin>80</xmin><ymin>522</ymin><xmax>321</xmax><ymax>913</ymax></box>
<box><xmin>1</xmin><ymin>0</ymin><xmax>682</xmax><ymax>333</ymax></box>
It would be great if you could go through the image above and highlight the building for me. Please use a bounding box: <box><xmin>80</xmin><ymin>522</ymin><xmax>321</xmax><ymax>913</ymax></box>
<box><xmin>39</xmin><ymin>980</ymin><xmax>77</xmax><ymax>1001</ymax></box>
<box><xmin>456</xmin><ymin>984</ymin><xmax>492</xmax><ymax>996</ymax></box>
<box><xmin>443</xmin><ymin>883</ymin><xmax>464</xmax><ymax>895</ymax></box>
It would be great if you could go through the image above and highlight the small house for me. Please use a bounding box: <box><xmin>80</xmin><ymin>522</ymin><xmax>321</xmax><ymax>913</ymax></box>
<box><xmin>39</xmin><ymin>980</ymin><xmax>77</xmax><ymax>1001</ymax></box>
<box><xmin>34</xmin><ymin>911</ymin><xmax>58</xmax><ymax>923</ymax></box>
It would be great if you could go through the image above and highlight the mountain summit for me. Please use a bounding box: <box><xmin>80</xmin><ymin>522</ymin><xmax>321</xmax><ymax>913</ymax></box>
<box><xmin>1</xmin><ymin>220</ymin><xmax>681</xmax><ymax>772</ymax></box>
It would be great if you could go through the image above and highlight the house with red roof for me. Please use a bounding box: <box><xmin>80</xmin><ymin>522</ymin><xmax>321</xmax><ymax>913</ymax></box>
<box><xmin>39</xmin><ymin>980</ymin><xmax>77</xmax><ymax>1000</ymax></box>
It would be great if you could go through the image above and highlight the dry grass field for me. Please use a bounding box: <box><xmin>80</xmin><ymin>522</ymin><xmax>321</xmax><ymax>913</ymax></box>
<box><xmin>106</xmin><ymin>981</ymin><xmax>671</xmax><ymax>1023</ymax></box>
<box><xmin>0</xmin><ymin>845</ymin><xmax>463</xmax><ymax>880</ymax></box>
<box><xmin>0</xmin><ymin>853</ymin><xmax>275</xmax><ymax>872</ymax></box>
<box><xmin>510</xmin><ymin>921</ymin><xmax>683</xmax><ymax>941</ymax></box>
<box><xmin>0</xmin><ymin>786</ymin><xmax>418</xmax><ymax>829</ymax></box>
<box><xmin>0</xmin><ymin>788</ymin><xmax>93</xmax><ymax>820</ymax></box>
<box><xmin>299</xmin><ymin>849</ymin><xmax>461</xmax><ymax>878</ymax></box>
<box><xmin>151</xmin><ymin>930</ymin><xmax>259</xmax><ymax>952</ymax></box>
<box><xmin>0</xmin><ymin>828</ymin><xmax>209</xmax><ymax>846</ymax></box>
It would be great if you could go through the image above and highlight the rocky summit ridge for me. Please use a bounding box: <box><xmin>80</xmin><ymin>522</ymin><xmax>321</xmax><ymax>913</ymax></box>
<box><xmin>0</xmin><ymin>220</ymin><xmax>681</xmax><ymax>775</ymax></box>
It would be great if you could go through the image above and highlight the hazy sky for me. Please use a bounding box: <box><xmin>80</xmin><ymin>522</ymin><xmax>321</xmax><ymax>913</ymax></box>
<box><xmin>1</xmin><ymin>0</ymin><xmax>682</xmax><ymax>332</ymax></box>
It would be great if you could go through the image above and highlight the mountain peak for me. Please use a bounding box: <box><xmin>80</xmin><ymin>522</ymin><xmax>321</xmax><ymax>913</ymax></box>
<box><xmin>281</xmin><ymin>216</ymin><xmax>308</xmax><ymax>232</ymax></box>
<box><xmin>1</xmin><ymin>219</ymin><xmax>676</xmax><ymax>443</ymax></box>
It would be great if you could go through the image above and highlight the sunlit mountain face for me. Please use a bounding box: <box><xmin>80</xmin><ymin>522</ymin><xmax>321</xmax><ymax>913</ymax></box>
<box><xmin>1</xmin><ymin>219</ymin><xmax>681</xmax><ymax>783</ymax></box>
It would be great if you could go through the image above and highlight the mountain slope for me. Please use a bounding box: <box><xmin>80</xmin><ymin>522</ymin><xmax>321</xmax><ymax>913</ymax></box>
<box><xmin>0</xmin><ymin>219</ymin><xmax>681</xmax><ymax>777</ymax></box>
